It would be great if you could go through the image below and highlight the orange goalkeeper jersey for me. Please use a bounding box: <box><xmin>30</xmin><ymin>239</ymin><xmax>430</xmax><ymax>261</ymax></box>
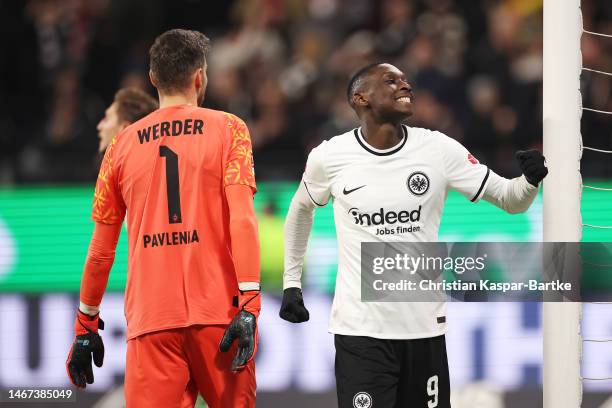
<box><xmin>91</xmin><ymin>105</ymin><xmax>256</xmax><ymax>340</ymax></box>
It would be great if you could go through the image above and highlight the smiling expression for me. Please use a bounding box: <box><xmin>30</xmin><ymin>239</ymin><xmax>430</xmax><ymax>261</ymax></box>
<box><xmin>354</xmin><ymin>63</ymin><xmax>414</xmax><ymax>121</ymax></box>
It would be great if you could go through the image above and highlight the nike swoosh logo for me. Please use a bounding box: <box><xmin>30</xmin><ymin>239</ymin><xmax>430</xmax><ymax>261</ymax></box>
<box><xmin>343</xmin><ymin>185</ymin><xmax>366</xmax><ymax>195</ymax></box>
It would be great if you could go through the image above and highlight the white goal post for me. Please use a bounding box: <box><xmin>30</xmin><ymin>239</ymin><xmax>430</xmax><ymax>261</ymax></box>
<box><xmin>542</xmin><ymin>0</ymin><xmax>583</xmax><ymax>407</ymax></box>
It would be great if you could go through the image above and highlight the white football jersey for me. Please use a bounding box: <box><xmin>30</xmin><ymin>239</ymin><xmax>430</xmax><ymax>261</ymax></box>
<box><xmin>303</xmin><ymin>125</ymin><xmax>490</xmax><ymax>339</ymax></box>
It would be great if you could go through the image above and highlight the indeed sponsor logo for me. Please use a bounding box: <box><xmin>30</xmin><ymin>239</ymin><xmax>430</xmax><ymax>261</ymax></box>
<box><xmin>348</xmin><ymin>206</ymin><xmax>422</xmax><ymax>234</ymax></box>
<box><xmin>348</xmin><ymin>206</ymin><xmax>421</xmax><ymax>226</ymax></box>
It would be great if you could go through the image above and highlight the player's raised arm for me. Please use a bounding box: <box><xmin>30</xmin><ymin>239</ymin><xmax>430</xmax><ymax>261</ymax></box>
<box><xmin>218</xmin><ymin>114</ymin><xmax>261</xmax><ymax>371</ymax></box>
<box><xmin>279</xmin><ymin>144</ymin><xmax>330</xmax><ymax>323</ymax></box>
<box><xmin>482</xmin><ymin>150</ymin><xmax>547</xmax><ymax>213</ymax></box>
<box><xmin>439</xmin><ymin>132</ymin><xmax>547</xmax><ymax>213</ymax></box>
<box><xmin>67</xmin><ymin>138</ymin><xmax>126</xmax><ymax>389</ymax></box>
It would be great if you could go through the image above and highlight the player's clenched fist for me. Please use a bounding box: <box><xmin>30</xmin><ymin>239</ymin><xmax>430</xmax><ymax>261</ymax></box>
<box><xmin>515</xmin><ymin>150</ymin><xmax>548</xmax><ymax>186</ymax></box>
<box><xmin>66</xmin><ymin>310</ymin><xmax>105</xmax><ymax>388</ymax></box>
<box><xmin>279</xmin><ymin>287</ymin><xmax>310</xmax><ymax>323</ymax></box>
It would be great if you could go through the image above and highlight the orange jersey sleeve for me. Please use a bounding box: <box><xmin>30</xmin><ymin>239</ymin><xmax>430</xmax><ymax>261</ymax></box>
<box><xmin>223</xmin><ymin>113</ymin><xmax>256</xmax><ymax>193</ymax></box>
<box><xmin>92</xmin><ymin>136</ymin><xmax>126</xmax><ymax>225</ymax></box>
<box><xmin>100</xmin><ymin>106</ymin><xmax>258</xmax><ymax>340</ymax></box>
<box><xmin>226</xmin><ymin>184</ymin><xmax>260</xmax><ymax>284</ymax></box>
<box><xmin>80</xmin><ymin>222</ymin><xmax>122</xmax><ymax>306</ymax></box>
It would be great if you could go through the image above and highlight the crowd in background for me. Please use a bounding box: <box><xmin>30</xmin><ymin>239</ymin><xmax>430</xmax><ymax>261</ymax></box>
<box><xmin>0</xmin><ymin>0</ymin><xmax>611</xmax><ymax>183</ymax></box>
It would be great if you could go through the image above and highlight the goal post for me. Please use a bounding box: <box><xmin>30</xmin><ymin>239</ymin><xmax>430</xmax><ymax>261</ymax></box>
<box><xmin>542</xmin><ymin>0</ymin><xmax>583</xmax><ymax>407</ymax></box>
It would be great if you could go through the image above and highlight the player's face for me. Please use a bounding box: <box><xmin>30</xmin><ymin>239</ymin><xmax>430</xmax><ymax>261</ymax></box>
<box><xmin>365</xmin><ymin>64</ymin><xmax>414</xmax><ymax>121</ymax></box>
<box><xmin>96</xmin><ymin>102</ymin><xmax>126</xmax><ymax>153</ymax></box>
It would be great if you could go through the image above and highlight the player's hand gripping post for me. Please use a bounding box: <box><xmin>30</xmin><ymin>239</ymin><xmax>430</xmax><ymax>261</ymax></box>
<box><xmin>279</xmin><ymin>287</ymin><xmax>310</xmax><ymax>323</ymax></box>
<box><xmin>219</xmin><ymin>290</ymin><xmax>260</xmax><ymax>372</ymax></box>
<box><xmin>66</xmin><ymin>310</ymin><xmax>105</xmax><ymax>388</ymax></box>
<box><xmin>515</xmin><ymin>149</ymin><xmax>548</xmax><ymax>186</ymax></box>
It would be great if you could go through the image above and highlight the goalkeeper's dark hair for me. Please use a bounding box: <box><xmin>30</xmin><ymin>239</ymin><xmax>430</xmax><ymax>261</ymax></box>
<box><xmin>149</xmin><ymin>29</ymin><xmax>210</xmax><ymax>93</ymax></box>
<box><xmin>346</xmin><ymin>62</ymin><xmax>384</xmax><ymax>107</ymax></box>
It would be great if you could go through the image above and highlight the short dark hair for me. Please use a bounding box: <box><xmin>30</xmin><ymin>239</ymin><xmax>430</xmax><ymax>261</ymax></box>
<box><xmin>114</xmin><ymin>88</ymin><xmax>158</xmax><ymax>123</ymax></box>
<box><xmin>149</xmin><ymin>29</ymin><xmax>210</xmax><ymax>93</ymax></box>
<box><xmin>346</xmin><ymin>62</ymin><xmax>384</xmax><ymax>106</ymax></box>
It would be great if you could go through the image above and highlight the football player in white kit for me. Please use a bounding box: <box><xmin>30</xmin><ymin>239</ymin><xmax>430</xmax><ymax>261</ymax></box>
<box><xmin>279</xmin><ymin>62</ymin><xmax>547</xmax><ymax>408</ymax></box>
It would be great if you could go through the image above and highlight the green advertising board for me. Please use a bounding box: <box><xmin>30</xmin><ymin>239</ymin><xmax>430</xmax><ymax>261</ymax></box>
<box><xmin>0</xmin><ymin>182</ymin><xmax>609</xmax><ymax>293</ymax></box>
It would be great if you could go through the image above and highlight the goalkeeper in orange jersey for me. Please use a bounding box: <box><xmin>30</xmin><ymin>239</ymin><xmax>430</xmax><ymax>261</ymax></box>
<box><xmin>66</xmin><ymin>29</ymin><xmax>260</xmax><ymax>408</ymax></box>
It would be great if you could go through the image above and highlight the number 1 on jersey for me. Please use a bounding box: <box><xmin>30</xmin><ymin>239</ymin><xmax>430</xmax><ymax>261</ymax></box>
<box><xmin>159</xmin><ymin>146</ymin><xmax>182</xmax><ymax>224</ymax></box>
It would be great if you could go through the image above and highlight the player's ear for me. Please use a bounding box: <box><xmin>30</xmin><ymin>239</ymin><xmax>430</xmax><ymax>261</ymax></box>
<box><xmin>352</xmin><ymin>92</ymin><xmax>369</xmax><ymax>108</ymax></box>
<box><xmin>149</xmin><ymin>70</ymin><xmax>158</xmax><ymax>89</ymax></box>
<box><xmin>194</xmin><ymin>68</ymin><xmax>203</xmax><ymax>89</ymax></box>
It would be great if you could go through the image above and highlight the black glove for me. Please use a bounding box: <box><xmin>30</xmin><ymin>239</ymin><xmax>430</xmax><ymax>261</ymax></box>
<box><xmin>516</xmin><ymin>150</ymin><xmax>548</xmax><ymax>186</ymax></box>
<box><xmin>279</xmin><ymin>287</ymin><xmax>310</xmax><ymax>323</ymax></box>
<box><xmin>219</xmin><ymin>310</ymin><xmax>257</xmax><ymax>372</ymax></box>
<box><xmin>66</xmin><ymin>310</ymin><xmax>105</xmax><ymax>388</ymax></box>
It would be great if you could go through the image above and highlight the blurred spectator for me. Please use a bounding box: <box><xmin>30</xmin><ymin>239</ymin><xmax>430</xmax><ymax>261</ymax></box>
<box><xmin>2</xmin><ymin>0</ymin><xmax>611</xmax><ymax>183</ymax></box>
<box><xmin>96</xmin><ymin>87</ymin><xmax>158</xmax><ymax>153</ymax></box>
